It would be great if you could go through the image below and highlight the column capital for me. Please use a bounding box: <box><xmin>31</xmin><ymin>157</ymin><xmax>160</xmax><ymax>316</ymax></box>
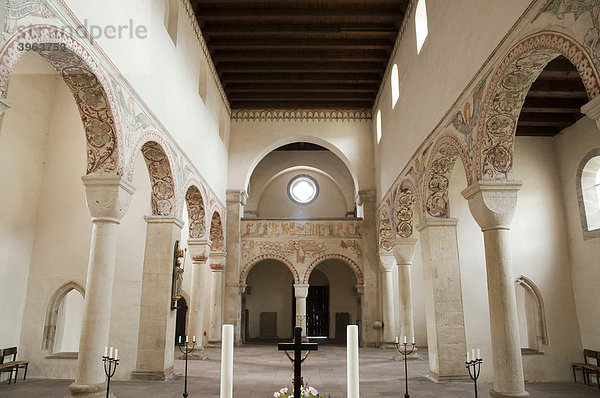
<box><xmin>378</xmin><ymin>251</ymin><xmax>396</xmax><ymax>272</ymax></box>
<box><xmin>357</xmin><ymin>189</ymin><xmax>376</xmax><ymax>205</ymax></box>
<box><xmin>355</xmin><ymin>284</ymin><xmax>365</xmax><ymax>295</ymax></box>
<box><xmin>462</xmin><ymin>180</ymin><xmax>522</xmax><ymax>231</ymax></box>
<box><xmin>0</xmin><ymin>96</ymin><xmax>11</xmax><ymax>116</ymax></box>
<box><xmin>82</xmin><ymin>175</ymin><xmax>135</xmax><ymax>224</ymax></box>
<box><xmin>209</xmin><ymin>250</ymin><xmax>227</xmax><ymax>271</ymax></box>
<box><xmin>188</xmin><ymin>238</ymin><xmax>212</xmax><ymax>264</ymax></box>
<box><xmin>293</xmin><ymin>283</ymin><xmax>310</xmax><ymax>298</ymax></box>
<box><xmin>391</xmin><ymin>237</ymin><xmax>417</xmax><ymax>265</ymax></box>
<box><xmin>416</xmin><ymin>217</ymin><xmax>458</xmax><ymax>231</ymax></box>
<box><xmin>582</xmin><ymin>96</ymin><xmax>600</xmax><ymax>120</ymax></box>
<box><xmin>144</xmin><ymin>215</ymin><xmax>184</xmax><ymax>229</ymax></box>
<box><xmin>226</xmin><ymin>189</ymin><xmax>248</xmax><ymax>206</ymax></box>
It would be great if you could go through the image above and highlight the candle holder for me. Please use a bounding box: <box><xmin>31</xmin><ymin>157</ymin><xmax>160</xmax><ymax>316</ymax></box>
<box><xmin>466</xmin><ymin>357</ymin><xmax>483</xmax><ymax>398</ymax></box>
<box><xmin>395</xmin><ymin>340</ymin><xmax>416</xmax><ymax>398</ymax></box>
<box><xmin>178</xmin><ymin>338</ymin><xmax>197</xmax><ymax>398</ymax></box>
<box><xmin>102</xmin><ymin>354</ymin><xmax>119</xmax><ymax>398</ymax></box>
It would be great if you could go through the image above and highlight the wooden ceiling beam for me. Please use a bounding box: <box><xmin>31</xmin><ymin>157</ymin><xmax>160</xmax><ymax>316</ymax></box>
<box><xmin>213</xmin><ymin>51</ymin><xmax>389</xmax><ymax>62</ymax></box>
<box><xmin>217</xmin><ymin>61</ymin><xmax>385</xmax><ymax>73</ymax></box>
<box><xmin>225</xmin><ymin>83</ymin><xmax>378</xmax><ymax>92</ymax></box>
<box><xmin>228</xmin><ymin>92</ymin><xmax>374</xmax><ymax>101</ymax></box>
<box><xmin>529</xmin><ymin>79</ymin><xmax>586</xmax><ymax>92</ymax></box>
<box><xmin>208</xmin><ymin>38</ymin><xmax>393</xmax><ymax>50</ymax></box>
<box><xmin>230</xmin><ymin>100</ymin><xmax>373</xmax><ymax>109</ymax></box>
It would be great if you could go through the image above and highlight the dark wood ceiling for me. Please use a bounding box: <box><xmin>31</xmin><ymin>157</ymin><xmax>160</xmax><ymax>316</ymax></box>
<box><xmin>517</xmin><ymin>56</ymin><xmax>587</xmax><ymax>137</ymax></box>
<box><xmin>190</xmin><ymin>0</ymin><xmax>409</xmax><ymax>109</ymax></box>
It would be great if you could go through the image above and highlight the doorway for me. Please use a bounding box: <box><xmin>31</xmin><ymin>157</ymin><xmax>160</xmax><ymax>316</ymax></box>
<box><xmin>307</xmin><ymin>285</ymin><xmax>329</xmax><ymax>337</ymax></box>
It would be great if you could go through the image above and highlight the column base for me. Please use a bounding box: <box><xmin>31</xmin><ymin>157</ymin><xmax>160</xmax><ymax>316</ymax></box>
<box><xmin>428</xmin><ymin>371</ymin><xmax>471</xmax><ymax>382</ymax></box>
<box><xmin>130</xmin><ymin>366</ymin><xmax>174</xmax><ymax>381</ymax></box>
<box><xmin>66</xmin><ymin>382</ymin><xmax>113</xmax><ymax>398</ymax></box>
<box><xmin>490</xmin><ymin>390</ymin><xmax>530</xmax><ymax>398</ymax></box>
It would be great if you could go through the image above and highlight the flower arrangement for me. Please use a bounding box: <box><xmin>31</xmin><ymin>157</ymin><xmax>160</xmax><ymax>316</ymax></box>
<box><xmin>274</xmin><ymin>385</ymin><xmax>326</xmax><ymax>398</ymax></box>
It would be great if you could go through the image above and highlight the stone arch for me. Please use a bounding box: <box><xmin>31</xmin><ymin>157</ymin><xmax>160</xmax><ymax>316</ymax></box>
<box><xmin>210</xmin><ymin>211</ymin><xmax>224</xmax><ymax>251</ymax></box>
<box><xmin>239</xmin><ymin>255</ymin><xmax>300</xmax><ymax>284</ymax></box>
<box><xmin>475</xmin><ymin>30</ymin><xmax>600</xmax><ymax>180</ymax></box>
<box><xmin>515</xmin><ymin>275</ymin><xmax>549</xmax><ymax>348</ymax></box>
<box><xmin>184</xmin><ymin>183</ymin><xmax>207</xmax><ymax>239</ymax></box>
<box><xmin>303</xmin><ymin>254</ymin><xmax>364</xmax><ymax>285</ymax></box>
<box><xmin>576</xmin><ymin>148</ymin><xmax>600</xmax><ymax>237</ymax></box>
<box><xmin>0</xmin><ymin>25</ymin><xmax>124</xmax><ymax>174</ymax></box>
<box><xmin>424</xmin><ymin>133</ymin><xmax>469</xmax><ymax>218</ymax></box>
<box><xmin>378</xmin><ymin>206</ymin><xmax>393</xmax><ymax>251</ymax></box>
<box><xmin>41</xmin><ymin>281</ymin><xmax>85</xmax><ymax>353</ymax></box>
<box><xmin>134</xmin><ymin>140</ymin><xmax>177</xmax><ymax>216</ymax></box>
<box><xmin>394</xmin><ymin>179</ymin><xmax>418</xmax><ymax>238</ymax></box>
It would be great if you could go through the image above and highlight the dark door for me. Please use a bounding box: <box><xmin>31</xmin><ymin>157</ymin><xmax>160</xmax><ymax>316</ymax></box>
<box><xmin>175</xmin><ymin>297</ymin><xmax>187</xmax><ymax>344</ymax></box>
<box><xmin>307</xmin><ymin>286</ymin><xmax>329</xmax><ymax>337</ymax></box>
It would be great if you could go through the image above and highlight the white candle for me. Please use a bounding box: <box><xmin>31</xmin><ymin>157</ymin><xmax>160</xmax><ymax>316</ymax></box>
<box><xmin>477</xmin><ymin>349</ymin><xmax>481</xmax><ymax>360</ymax></box>
<box><xmin>193</xmin><ymin>335</ymin><xmax>196</xmax><ymax>343</ymax></box>
<box><xmin>179</xmin><ymin>336</ymin><xmax>182</xmax><ymax>344</ymax></box>
<box><xmin>472</xmin><ymin>349</ymin><xmax>476</xmax><ymax>362</ymax></box>
<box><xmin>395</xmin><ymin>336</ymin><xmax>399</xmax><ymax>344</ymax></box>
<box><xmin>109</xmin><ymin>347</ymin><xmax>114</xmax><ymax>359</ymax></box>
<box><xmin>114</xmin><ymin>348</ymin><xmax>118</xmax><ymax>360</ymax></box>
<box><xmin>347</xmin><ymin>325</ymin><xmax>359</xmax><ymax>398</ymax></box>
<box><xmin>467</xmin><ymin>351</ymin><xmax>470</xmax><ymax>362</ymax></box>
<box><xmin>104</xmin><ymin>346</ymin><xmax>108</xmax><ymax>357</ymax></box>
<box><xmin>403</xmin><ymin>336</ymin><xmax>407</xmax><ymax>344</ymax></box>
<box><xmin>186</xmin><ymin>335</ymin><xmax>189</xmax><ymax>343</ymax></box>
<box><xmin>220</xmin><ymin>324</ymin><xmax>234</xmax><ymax>398</ymax></box>
<box><xmin>412</xmin><ymin>336</ymin><xmax>415</xmax><ymax>345</ymax></box>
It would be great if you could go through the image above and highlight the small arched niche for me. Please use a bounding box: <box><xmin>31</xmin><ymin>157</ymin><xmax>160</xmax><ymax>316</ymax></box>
<box><xmin>515</xmin><ymin>276</ymin><xmax>549</xmax><ymax>354</ymax></box>
<box><xmin>42</xmin><ymin>282</ymin><xmax>85</xmax><ymax>357</ymax></box>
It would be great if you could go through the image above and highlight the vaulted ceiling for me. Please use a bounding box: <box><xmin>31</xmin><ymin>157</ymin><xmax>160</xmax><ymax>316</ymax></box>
<box><xmin>190</xmin><ymin>0</ymin><xmax>409</xmax><ymax>110</ymax></box>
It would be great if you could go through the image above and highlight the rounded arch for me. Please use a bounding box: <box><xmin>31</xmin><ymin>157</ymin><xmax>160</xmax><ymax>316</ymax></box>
<box><xmin>210</xmin><ymin>211</ymin><xmax>225</xmax><ymax>251</ymax></box>
<box><xmin>239</xmin><ymin>255</ymin><xmax>300</xmax><ymax>284</ymax></box>
<box><xmin>184</xmin><ymin>183</ymin><xmax>207</xmax><ymax>239</ymax></box>
<box><xmin>576</xmin><ymin>148</ymin><xmax>600</xmax><ymax>236</ymax></box>
<box><xmin>0</xmin><ymin>25</ymin><xmax>124</xmax><ymax>175</ymax></box>
<box><xmin>424</xmin><ymin>133</ymin><xmax>469</xmax><ymax>218</ymax></box>
<box><xmin>394</xmin><ymin>179</ymin><xmax>418</xmax><ymax>238</ymax></box>
<box><xmin>41</xmin><ymin>281</ymin><xmax>85</xmax><ymax>353</ymax></box>
<box><xmin>244</xmin><ymin>136</ymin><xmax>360</xmax><ymax>196</ymax></box>
<box><xmin>475</xmin><ymin>30</ymin><xmax>600</xmax><ymax>181</ymax></box>
<box><xmin>134</xmin><ymin>139</ymin><xmax>177</xmax><ymax>216</ymax></box>
<box><xmin>303</xmin><ymin>254</ymin><xmax>364</xmax><ymax>285</ymax></box>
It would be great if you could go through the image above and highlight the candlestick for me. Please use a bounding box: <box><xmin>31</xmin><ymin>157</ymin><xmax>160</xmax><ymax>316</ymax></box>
<box><xmin>466</xmin><ymin>351</ymin><xmax>483</xmax><ymax>398</ymax></box>
<box><xmin>395</xmin><ymin>335</ymin><xmax>416</xmax><ymax>398</ymax></box>
<box><xmin>178</xmin><ymin>334</ymin><xmax>197</xmax><ymax>397</ymax></box>
<box><xmin>103</xmin><ymin>349</ymin><xmax>120</xmax><ymax>398</ymax></box>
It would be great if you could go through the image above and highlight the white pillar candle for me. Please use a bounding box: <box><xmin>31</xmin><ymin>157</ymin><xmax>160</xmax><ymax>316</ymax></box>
<box><xmin>472</xmin><ymin>349</ymin><xmax>476</xmax><ymax>362</ymax></box>
<box><xmin>412</xmin><ymin>336</ymin><xmax>415</xmax><ymax>345</ymax></box>
<box><xmin>403</xmin><ymin>336</ymin><xmax>407</xmax><ymax>344</ymax></box>
<box><xmin>179</xmin><ymin>336</ymin><xmax>182</xmax><ymax>344</ymax></box>
<box><xmin>395</xmin><ymin>336</ymin><xmax>399</xmax><ymax>344</ymax></box>
<box><xmin>193</xmin><ymin>335</ymin><xmax>196</xmax><ymax>343</ymax></box>
<box><xmin>467</xmin><ymin>351</ymin><xmax>470</xmax><ymax>362</ymax></box>
<box><xmin>220</xmin><ymin>324</ymin><xmax>234</xmax><ymax>398</ymax></box>
<box><xmin>109</xmin><ymin>347</ymin><xmax>113</xmax><ymax>359</ymax></box>
<box><xmin>114</xmin><ymin>349</ymin><xmax>118</xmax><ymax>360</ymax></box>
<box><xmin>477</xmin><ymin>349</ymin><xmax>481</xmax><ymax>360</ymax></box>
<box><xmin>104</xmin><ymin>346</ymin><xmax>108</xmax><ymax>357</ymax></box>
<box><xmin>186</xmin><ymin>335</ymin><xmax>189</xmax><ymax>343</ymax></box>
<box><xmin>347</xmin><ymin>325</ymin><xmax>359</xmax><ymax>398</ymax></box>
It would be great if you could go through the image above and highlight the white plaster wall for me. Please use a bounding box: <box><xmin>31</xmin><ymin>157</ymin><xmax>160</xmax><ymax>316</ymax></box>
<box><xmin>228</xmin><ymin>119</ymin><xmax>373</xmax><ymax>192</ymax></box>
<box><xmin>244</xmin><ymin>260</ymin><xmax>294</xmax><ymax>339</ymax></box>
<box><xmin>375</xmin><ymin>0</ymin><xmax>532</xmax><ymax>199</ymax></box>
<box><xmin>256</xmin><ymin>169</ymin><xmax>347</xmax><ymax>219</ymax></box>
<box><xmin>247</xmin><ymin>150</ymin><xmax>356</xmax><ymax>214</ymax></box>
<box><xmin>449</xmin><ymin>136</ymin><xmax>583</xmax><ymax>382</ymax></box>
<box><xmin>554</xmin><ymin>116</ymin><xmax>600</xmax><ymax>351</ymax></box>
<box><xmin>63</xmin><ymin>0</ymin><xmax>229</xmax><ymax>201</ymax></box>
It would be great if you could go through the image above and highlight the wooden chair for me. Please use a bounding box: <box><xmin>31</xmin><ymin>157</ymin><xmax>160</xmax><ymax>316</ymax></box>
<box><xmin>573</xmin><ymin>349</ymin><xmax>599</xmax><ymax>386</ymax></box>
<box><xmin>0</xmin><ymin>347</ymin><xmax>29</xmax><ymax>384</ymax></box>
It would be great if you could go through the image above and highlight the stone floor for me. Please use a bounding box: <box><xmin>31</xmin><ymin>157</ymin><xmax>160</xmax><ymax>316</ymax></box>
<box><xmin>1</xmin><ymin>345</ymin><xmax>599</xmax><ymax>397</ymax></box>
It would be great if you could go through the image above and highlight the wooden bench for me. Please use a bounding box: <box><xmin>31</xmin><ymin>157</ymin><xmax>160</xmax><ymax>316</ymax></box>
<box><xmin>0</xmin><ymin>347</ymin><xmax>29</xmax><ymax>384</ymax></box>
<box><xmin>573</xmin><ymin>349</ymin><xmax>600</xmax><ymax>388</ymax></box>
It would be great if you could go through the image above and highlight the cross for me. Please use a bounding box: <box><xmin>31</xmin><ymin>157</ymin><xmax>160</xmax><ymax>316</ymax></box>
<box><xmin>278</xmin><ymin>327</ymin><xmax>318</xmax><ymax>398</ymax></box>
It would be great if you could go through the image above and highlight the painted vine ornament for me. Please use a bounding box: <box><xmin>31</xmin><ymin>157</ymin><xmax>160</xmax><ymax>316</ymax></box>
<box><xmin>395</xmin><ymin>187</ymin><xmax>416</xmax><ymax>238</ymax></box>
<box><xmin>210</xmin><ymin>213</ymin><xmax>224</xmax><ymax>250</ymax></box>
<box><xmin>378</xmin><ymin>208</ymin><xmax>394</xmax><ymax>251</ymax></box>
<box><xmin>185</xmin><ymin>186</ymin><xmax>206</xmax><ymax>238</ymax></box>
<box><xmin>142</xmin><ymin>142</ymin><xmax>175</xmax><ymax>216</ymax></box>
<box><xmin>426</xmin><ymin>143</ymin><xmax>459</xmax><ymax>218</ymax></box>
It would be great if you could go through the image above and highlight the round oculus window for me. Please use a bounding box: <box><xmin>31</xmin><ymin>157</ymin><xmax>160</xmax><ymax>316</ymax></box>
<box><xmin>288</xmin><ymin>175</ymin><xmax>319</xmax><ymax>205</ymax></box>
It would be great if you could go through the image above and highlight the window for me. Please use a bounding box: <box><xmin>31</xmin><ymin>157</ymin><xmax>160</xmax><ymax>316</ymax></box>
<box><xmin>288</xmin><ymin>175</ymin><xmax>319</xmax><ymax>205</ymax></box>
<box><xmin>391</xmin><ymin>64</ymin><xmax>399</xmax><ymax>109</ymax></box>
<box><xmin>515</xmin><ymin>276</ymin><xmax>548</xmax><ymax>353</ymax></box>
<box><xmin>579</xmin><ymin>153</ymin><xmax>600</xmax><ymax>233</ymax></box>
<box><xmin>164</xmin><ymin>0</ymin><xmax>179</xmax><ymax>44</ymax></box>
<box><xmin>42</xmin><ymin>282</ymin><xmax>85</xmax><ymax>355</ymax></box>
<box><xmin>376</xmin><ymin>109</ymin><xmax>382</xmax><ymax>144</ymax></box>
<box><xmin>415</xmin><ymin>0</ymin><xmax>428</xmax><ymax>54</ymax></box>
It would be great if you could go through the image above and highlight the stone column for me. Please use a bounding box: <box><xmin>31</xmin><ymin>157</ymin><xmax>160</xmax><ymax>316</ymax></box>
<box><xmin>358</xmin><ymin>190</ymin><xmax>380</xmax><ymax>346</ymax></box>
<box><xmin>392</xmin><ymin>238</ymin><xmax>417</xmax><ymax>343</ymax></box>
<box><xmin>186</xmin><ymin>238</ymin><xmax>211</xmax><ymax>356</ymax></box>
<box><xmin>463</xmin><ymin>180</ymin><xmax>528</xmax><ymax>398</ymax></box>
<box><xmin>378</xmin><ymin>252</ymin><xmax>397</xmax><ymax>346</ymax></box>
<box><xmin>294</xmin><ymin>284</ymin><xmax>309</xmax><ymax>337</ymax></box>
<box><xmin>224</xmin><ymin>190</ymin><xmax>247</xmax><ymax>345</ymax></box>
<box><xmin>132</xmin><ymin>216</ymin><xmax>183</xmax><ymax>380</ymax></box>
<box><xmin>417</xmin><ymin>218</ymin><xmax>468</xmax><ymax>381</ymax></box>
<box><xmin>208</xmin><ymin>251</ymin><xmax>227</xmax><ymax>344</ymax></box>
<box><xmin>68</xmin><ymin>175</ymin><xmax>134</xmax><ymax>398</ymax></box>
<box><xmin>582</xmin><ymin>96</ymin><xmax>600</xmax><ymax>131</ymax></box>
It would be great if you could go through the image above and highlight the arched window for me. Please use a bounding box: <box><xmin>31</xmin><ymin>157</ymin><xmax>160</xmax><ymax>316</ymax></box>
<box><xmin>164</xmin><ymin>0</ymin><xmax>179</xmax><ymax>44</ymax></box>
<box><xmin>415</xmin><ymin>0</ymin><xmax>428</xmax><ymax>54</ymax></box>
<box><xmin>42</xmin><ymin>282</ymin><xmax>85</xmax><ymax>355</ymax></box>
<box><xmin>515</xmin><ymin>276</ymin><xmax>548</xmax><ymax>354</ymax></box>
<box><xmin>391</xmin><ymin>64</ymin><xmax>400</xmax><ymax>109</ymax></box>
<box><xmin>577</xmin><ymin>150</ymin><xmax>600</xmax><ymax>236</ymax></box>
<box><xmin>376</xmin><ymin>109</ymin><xmax>382</xmax><ymax>144</ymax></box>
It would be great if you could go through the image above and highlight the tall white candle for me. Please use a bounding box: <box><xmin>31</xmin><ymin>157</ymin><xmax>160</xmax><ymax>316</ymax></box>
<box><xmin>193</xmin><ymin>335</ymin><xmax>196</xmax><ymax>343</ymax></box>
<box><xmin>347</xmin><ymin>325</ymin><xmax>359</xmax><ymax>398</ymax></box>
<box><xmin>179</xmin><ymin>336</ymin><xmax>182</xmax><ymax>344</ymax></box>
<box><xmin>220</xmin><ymin>324</ymin><xmax>234</xmax><ymax>398</ymax></box>
<box><xmin>104</xmin><ymin>346</ymin><xmax>108</xmax><ymax>357</ymax></box>
<box><xmin>395</xmin><ymin>336</ymin><xmax>399</xmax><ymax>344</ymax></box>
<box><xmin>472</xmin><ymin>349</ymin><xmax>476</xmax><ymax>362</ymax></box>
<box><xmin>403</xmin><ymin>336</ymin><xmax>407</xmax><ymax>344</ymax></box>
<box><xmin>114</xmin><ymin>348</ymin><xmax>118</xmax><ymax>360</ymax></box>
<box><xmin>477</xmin><ymin>349</ymin><xmax>481</xmax><ymax>360</ymax></box>
<box><xmin>186</xmin><ymin>335</ymin><xmax>189</xmax><ymax>343</ymax></box>
<box><xmin>109</xmin><ymin>347</ymin><xmax>114</xmax><ymax>359</ymax></box>
<box><xmin>467</xmin><ymin>351</ymin><xmax>470</xmax><ymax>362</ymax></box>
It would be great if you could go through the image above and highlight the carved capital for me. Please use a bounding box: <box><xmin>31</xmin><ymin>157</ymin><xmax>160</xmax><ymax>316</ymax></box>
<box><xmin>357</xmin><ymin>190</ymin><xmax>377</xmax><ymax>205</ymax></box>
<box><xmin>144</xmin><ymin>215</ymin><xmax>184</xmax><ymax>229</ymax></box>
<box><xmin>293</xmin><ymin>283</ymin><xmax>310</xmax><ymax>298</ymax></box>
<box><xmin>188</xmin><ymin>238</ymin><xmax>212</xmax><ymax>264</ymax></box>
<box><xmin>82</xmin><ymin>175</ymin><xmax>135</xmax><ymax>224</ymax></box>
<box><xmin>391</xmin><ymin>237</ymin><xmax>418</xmax><ymax>266</ymax></box>
<box><xmin>355</xmin><ymin>285</ymin><xmax>365</xmax><ymax>295</ymax></box>
<box><xmin>416</xmin><ymin>217</ymin><xmax>458</xmax><ymax>231</ymax></box>
<box><xmin>209</xmin><ymin>250</ymin><xmax>227</xmax><ymax>271</ymax></box>
<box><xmin>226</xmin><ymin>189</ymin><xmax>248</xmax><ymax>206</ymax></box>
<box><xmin>462</xmin><ymin>180</ymin><xmax>522</xmax><ymax>231</ymax></box>
<box><xmin>378</xmin><ymin>251</ymin><xmax>396</xmax><ymax>272</ymax></box>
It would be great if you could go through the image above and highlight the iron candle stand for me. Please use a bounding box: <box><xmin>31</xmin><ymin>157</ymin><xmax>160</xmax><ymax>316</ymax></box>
<box><xmin>178</xmin><ymin>338</ymin><xmax>196</xmax><ymax>398</ymax></box>
<box><xmin>395</xmin><ymin>341</ymin><xmax>416</xmax><ymax>398</ymax></box>
<box><xmin>466</xmin><ymin>357</ymin><xmax>483</xmax><ymax>398</ymax></box>
<box><xmin>102</xmin><ymin>354</ymin><xmax>119</xmax><ymax>398</ymax></box>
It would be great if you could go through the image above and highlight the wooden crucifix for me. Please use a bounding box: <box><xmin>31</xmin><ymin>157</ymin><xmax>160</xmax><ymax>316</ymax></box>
<box><xmin>278</xmin><ymin>327</ymin><xmax>318</xmax><ymax>398</ymax></box>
